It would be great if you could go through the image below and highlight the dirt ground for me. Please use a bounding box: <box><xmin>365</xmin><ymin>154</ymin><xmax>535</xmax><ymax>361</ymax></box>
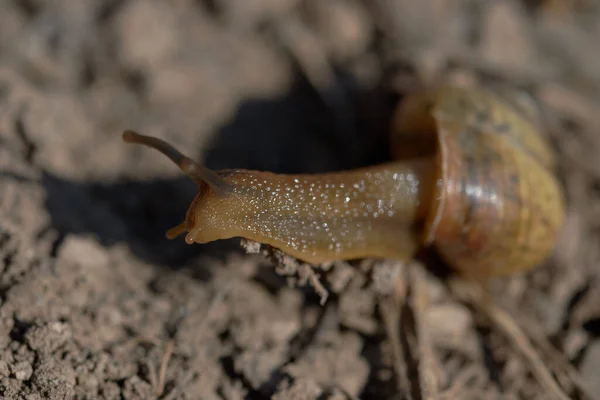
<box><xmin>1</xmin><ymin>0</ymin><xmax>600</xmax><ymax>399</ymax></box>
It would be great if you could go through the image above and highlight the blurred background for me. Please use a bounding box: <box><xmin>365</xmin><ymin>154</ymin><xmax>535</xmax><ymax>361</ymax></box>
<box><xmin>1</xmin><ymin>0</ymin><xmax>600</xmax><ymax>399</ymax></box>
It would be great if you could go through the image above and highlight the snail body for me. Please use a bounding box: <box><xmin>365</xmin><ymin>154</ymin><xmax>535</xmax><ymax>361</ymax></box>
<box><xmin>123</xmin><ymin>86</ymin><xmax>564</xmax><ymax>279</ymax></box>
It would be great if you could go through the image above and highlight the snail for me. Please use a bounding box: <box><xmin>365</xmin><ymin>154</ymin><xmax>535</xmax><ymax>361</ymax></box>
<box><xmin>122</xmin><ymin>85</ymin><xmax>565</xmax><ymax>280</ymax></box>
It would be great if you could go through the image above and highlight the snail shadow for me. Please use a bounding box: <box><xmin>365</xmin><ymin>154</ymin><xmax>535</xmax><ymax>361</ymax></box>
<box><xmin>202</xmin><ymin>77</ymin><xmax>392</xmax><ymax>174</ymax></box>
<box><xmin>39</xmin><ymin>172</ymin><xmax>222</xmax><ymax>271</ymax></box>
<box><xmin>38</xmin><ymin>78</ymin><xmax>396</xmax><ymax>270</ymax></box>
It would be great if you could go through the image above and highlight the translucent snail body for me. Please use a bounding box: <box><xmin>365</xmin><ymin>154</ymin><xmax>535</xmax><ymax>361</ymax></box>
<box><xmin>122</xmin><ymin>86</ymin><xmax>565</xmax><ymax>280</ymax></box>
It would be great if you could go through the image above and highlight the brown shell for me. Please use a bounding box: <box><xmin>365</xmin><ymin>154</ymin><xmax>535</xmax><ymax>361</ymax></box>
<box><xmin>392</xmin><ymin>86</ymin><xmax>565</xmax><ymax>278</ymax></box>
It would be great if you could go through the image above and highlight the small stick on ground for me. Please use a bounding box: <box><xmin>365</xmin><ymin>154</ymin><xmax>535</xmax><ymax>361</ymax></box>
<box><xmin>156</xmin><ymin>340</ymin><xmax>175</xmax><ymax>397</ymax></box>
<box><xmin>376</xmin><ymin>262</ymin><xmax>413</xmax><ymax>399</ymax></box>
<box><xmin>514</xmin><ymin>313</ymin><xmax>600</xmax><ymax>400</ymax></box>
<box><xmin>489</xmin><ymin>306</ymin><xmax>570</xmax><ymax>400</ymax></box>
<box><xmin>146</xmin><ymin>359</ymin><xmax>158</xmax><ymax>395</ymax></box>
<box><xmin>124</xmin><ymin>335</ymin><xmax>162</xmax><ymax>349</ymax></box>
<box><xmin>409</xmin><ymin>265</ymin><xmax>442</xmax><ymax>398</ymax></box>
<box><xmin>298</xmin><ymin>263</ymin><xmax>329</xmax><ymax>305</ymax></box>
<box><xmin>449</xmin><ymin>280</ymin><xmax>571</xmax><ymax>400</ymax></box>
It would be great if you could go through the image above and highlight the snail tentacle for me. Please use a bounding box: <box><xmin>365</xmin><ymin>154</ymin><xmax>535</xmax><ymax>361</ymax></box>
<box><xmin>122</xmin><ymin>130</ymin><xmax>234</xmax><ymax>195</ymax></box>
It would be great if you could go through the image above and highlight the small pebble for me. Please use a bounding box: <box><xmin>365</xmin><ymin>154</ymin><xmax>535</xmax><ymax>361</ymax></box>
<box><xmin>12</xmin><ymin>361</ymin><xmax>33</xmax><ymax>381</ymax></box>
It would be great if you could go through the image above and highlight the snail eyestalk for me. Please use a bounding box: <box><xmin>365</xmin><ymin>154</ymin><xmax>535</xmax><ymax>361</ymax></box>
<box><xmin>166</xmin><ymin>222</ymin><xmax>187</xmax><ymax>240</ymax></box>
<box><xmin>122</xmin><ymin>130</ymin><xmax>234</xmax><ymax>194</ymax></box>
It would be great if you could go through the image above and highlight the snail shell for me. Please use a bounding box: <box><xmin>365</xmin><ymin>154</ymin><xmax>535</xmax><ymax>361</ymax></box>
<box><xmin>392</xmin><ymin>86</ymin><xmax>564</xmax><ymax>278</ymax></box>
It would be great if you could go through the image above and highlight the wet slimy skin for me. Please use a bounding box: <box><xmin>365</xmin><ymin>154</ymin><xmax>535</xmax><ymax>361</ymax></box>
<box><xmin>175</xmin><ymin>161</ymin><xmax>434</xmax><ymax>263</ymax></box>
